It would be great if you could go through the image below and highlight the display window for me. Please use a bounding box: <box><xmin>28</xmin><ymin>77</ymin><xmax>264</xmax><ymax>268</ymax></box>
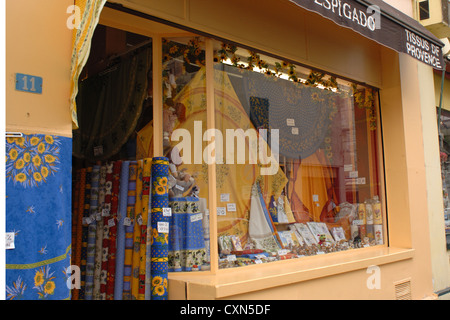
<box><xmin>71</xmin><ymin>16</ymin><xmax>387</xmax><ymax>301</ymax></box>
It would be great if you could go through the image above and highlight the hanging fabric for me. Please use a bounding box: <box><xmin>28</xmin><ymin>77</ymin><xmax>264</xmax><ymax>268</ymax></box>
<box><xmin>73</xmin><ymin>45</ymin><xmax>152</xmax><ymax>161</ymax></box>
<box><xmin>80</xmin><ymin>166</ymin><xmax>92</xmax><ymax>299</ymax></box>
<box><xmin>70</xmin><ymin>0</ymin><xmax>107</xmax><ymax>129</ymax></box>
<box><xmin>168</xmin><ymin>197</ymin><xmax>208</xmax><ymax>272</ymax></box>
<box><xmin>5</xmin><ymin>134</ymin><xmax>72</xmax><ymax>300</ymax></box>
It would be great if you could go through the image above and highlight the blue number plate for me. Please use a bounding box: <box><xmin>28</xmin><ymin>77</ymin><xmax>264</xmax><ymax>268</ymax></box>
<box><xmin>15</xmin><ymin>73</ymin><xmax>43</xmax><ymax>94</ymax></box>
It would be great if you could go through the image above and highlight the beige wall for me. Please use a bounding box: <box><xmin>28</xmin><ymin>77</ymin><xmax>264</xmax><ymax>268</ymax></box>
<box><xmin>6</xmin><ymin>0</ymin><xmax>73</xmax><ymax>137</ymax></box>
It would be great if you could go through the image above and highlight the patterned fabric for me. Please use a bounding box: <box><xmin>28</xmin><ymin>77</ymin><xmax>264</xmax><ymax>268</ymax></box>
<box><xmin>80</xmin><ymin>167</ymin><xmax>92</xmax><ymax>299</ymax></box>
<box><xmin>131</xmin><ymin>160</ymin><xmax>143</xmax><ymax>300</ymax></box>
<box><xmin>70</xmin><ymin>0</ymin><xmax>106</xmax><ymax>128</ymax></box>
<box><xmin>245</xmin><ymin>71</ymin><xmax>335</xmax><ymax>159</ymax></box>
<box><xmin>123</xmin><ymin>161</ymin><xmax>137</xmax><ymax>300</ymax></box>
<box><xmin>114</xmin><ymin>161</ymin><xmax>129</xmax><ymax>300</ymax></box>
<box><xmin>105</xmin><ymin>160</ymin><xmax>122</xmax><ymax>300</ymax></box>
<box><xmin>5</xmin><ymin>134</ymin><xmax>72</xmax><ymax>300</ymax></box>
<box><xmin>150</xmin><ymin>157</ymin><xmax>170</xmax><ymax>300</ymax></box>
<box><xmin>71</xmin><ymin>169</ymin><xmax>85</xmax><ymax>300</ymax></box>
<box><xmin>168</xmin><ymin>197</ymin><xmax>207</xmax><ymax>272</ymax></box>
<box><xmin>85</xmin><ymin>165</ymin><xmax>100</xmax><ymax>299</ymax></box>
<box><xmin>93</xmin><ymin>165</ymin><xmax>107</xmax><ymax>300</ymax></box>
<box><xmin>248</xmin><ymin>182</ymin><xmax>281</xmax><ymax>253</ymax></box>
<box><xmin>139</xmin><ymin>159</ymin><xmax>151</xmax><ymax>300</ymax></box>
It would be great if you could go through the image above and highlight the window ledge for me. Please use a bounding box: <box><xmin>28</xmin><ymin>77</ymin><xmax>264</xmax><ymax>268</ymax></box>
<box><xmin>168</xmin><ymin>246</ymin><xmax>414</xmax><ymax>299</ymax></box>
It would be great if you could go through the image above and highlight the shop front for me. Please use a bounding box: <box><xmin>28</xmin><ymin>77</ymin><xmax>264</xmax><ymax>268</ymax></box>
<box><xmin>5</xmin><ymin>0</ymin><xmax>446</xmax><ymax>300</ymax></box>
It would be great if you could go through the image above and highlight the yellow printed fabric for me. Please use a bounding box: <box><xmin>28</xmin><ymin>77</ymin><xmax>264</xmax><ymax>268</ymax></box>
<box><xmin>70</xmin><ymin>0</ymin><xmax>106</xmax><ymax>129</ymax></box>
<box><xmin>138</xmin><ymin>159</ymin><xmax>151</xmax><ymax>300</ymax></box>
<box><xmin>137</xmin><ymin>68</ymin><xmax>288</xmax><ymax>247</ymax></box>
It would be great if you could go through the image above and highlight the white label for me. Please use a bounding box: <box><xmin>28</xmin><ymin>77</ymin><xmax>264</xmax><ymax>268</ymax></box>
<box><xmin>291</xmin><ymin>127</ymin><xmax>299</xmax><ymax>135</ymax></box>
<box><xmin>123</xmin><ymin>217</ymin><xmax>132</xmax><ymax>226</ymax></box>
<box><xmin>313</xmin><ymin>194</ymin><xmax>319</xmax><ymax>202</ymax></box>
<box><xmin>175</xmin><ymin>184</ymin><xmax>184</xmax><ymax>191</ymax></box>
<box><xmin>278</xmin><ymin>249</ymin><xmax>289</xmax><ymax>256</ymax></box>
<box><xmin>254</xmin><ymin>259</ymin><xmax>263</xmax><ymax>264</ymax></box>
<box><xmin>220</xmin><ymin>193</ymin><xmax>230</xmax><ymax>202</ymax></box>
<box><xmin>5</xmin><ymin>232</ymin><xmax>15</xmax><ymax>250</ymax></box>
<box><xmin>353</xmin><ymin>219</ymin><xmax>364</xmax><ymax>226</ymax></box>
<box><xmin>137</xmin><ymin>215</ymin><xmax>143</xmax><ymax>226</ymax></box>
<box><xmin>217</xmin><ymin>207</ymin><xmax>227</xmax><ymax>216</ymax></box>
<box><xmin>349</xmin><ymin>171</ymin><xmax>358</xmax><ymax>178</ymax></box>
<box><xmin>108</xmin><ymin>218</ymin><xmax>115</xmax><ymax>227</ymax></box>
<box><xmin>190</xmin><ymin>213</ymin><xmax>203</xmax><ymax>223</ymax></box>
<box><xmin>357</xmin><ymin>177</ymin><xmax>366</xmax><ymax>185</ymax></box>
<box><xmin>157</xmin><ymin>221</ymin><xmax>169</xmax><ymax>233</ymax></box>
<box><xmin>163</xmin><ymin>207</ymin><xmax>172</xmax><ymax>217</ymax></box>
<box><xmin>226</xmin><ymin>254</ymin><xmax>237</xmax><ymax>261</ymax></box>
<box><xmin>102</xmin><ymin>208</ymin><xmax>110</xmax><ymax>217</ymax></box>
<box><xmin>286</xmin><ymin>118</ymin><xmax>295</xmax><ymax>126</ymax></box>
<box><xmin>227</xmin><ymin>203</ymin><xmax>237</xmax><ymax>212</ymax></box>
<box><xmin>344</xmin><ymin>164</ymin><xmax>353</xmax><ymax>172</ymax></box>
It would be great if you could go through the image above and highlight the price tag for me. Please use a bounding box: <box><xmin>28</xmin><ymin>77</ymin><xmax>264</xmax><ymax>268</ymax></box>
<box><xmin>108</xmin><ymin>218</ymin><xmax>116</xmax><ymax>227</ymax></box>
<box><xmin>291</xmin><ymin>127</ymin><xmax>299</xmax><ymax>135</ymax></box>
<box><xmin>102</xmin><ymin>208</ymin><xmax>110</xmax><ymax>217</ymax></box>
<box><xmin>123</xmin><ymin>217</ymin><xmax>132</xmax><ymax>226</ymax></box>
<box><xmin>190</xmin><ymin>213</ymin><xmax>203</xmax><ymax>223</ymax></box>
<box><xmin>286</xmin><ymin>118</ymin><xmax>295</xmax><ymax>126</ymax></box>
<box><xmin>217</xmin><ymin>207</ymin><xmax>226</xmax><ymax>216</ymax></box>
<box><xmin>137</xmin><ymin>215</ymin><xmax>143</xmax><ymax>226</ymax></box>
<box><xmin>175</xmin><ymin>184</ymin><xmax>184</xmax><ymax>191</ymax></box>
<box><xmin>227</xmin><ymin>203</ymin><xmax>237</xmax><ymax>212</ymax></box>
<box><xmin>5</xmin><ymin>232</ymin><xmax>15</xmax><ymax>250</ymax></box>
<box><xmin>220</xmin><ymin>193</ymin><xmax>230</xmax><ymax>202</ymax></box>
<box><xmin>157</xmin><ymin>221</ymin><xmax>169</xmax><ymax>233</ymax></box>
<box><xmin>163</xmin><ymin>207</ymin><xmax>172</xmax><ymax>217</ymax></box>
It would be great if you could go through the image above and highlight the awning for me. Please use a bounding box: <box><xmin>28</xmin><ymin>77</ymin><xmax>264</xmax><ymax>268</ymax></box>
<box><xmin>289</xmin><ymin>0</ymin><xmax>445</xmax><ymax>69</ymax></box>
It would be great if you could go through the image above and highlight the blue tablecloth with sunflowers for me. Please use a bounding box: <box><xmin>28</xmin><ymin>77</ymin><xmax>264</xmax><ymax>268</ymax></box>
<box><xmin>5</xmin><ymin>134</ymin><xmax>72</xmax><ymax>300</ymax></box>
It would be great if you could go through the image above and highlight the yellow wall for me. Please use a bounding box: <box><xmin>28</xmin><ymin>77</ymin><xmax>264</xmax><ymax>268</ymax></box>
<box><xmin>6</xmin><ymin>0</ymin><xmax>73</xmax><ymax>137</ymax></box>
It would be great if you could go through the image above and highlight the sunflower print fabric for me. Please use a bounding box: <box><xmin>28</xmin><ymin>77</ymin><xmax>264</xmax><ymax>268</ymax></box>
<box><xmin>5</xmin><ymin>134</ymin><xmax>72</xmax><ymax>300</ymax></box>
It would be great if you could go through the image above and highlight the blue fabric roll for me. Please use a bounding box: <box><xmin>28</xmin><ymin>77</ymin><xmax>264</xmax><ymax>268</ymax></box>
<box><xmin>150</xmin><ymin>157</ymin><xmax>169</xmax><ymax>300</ymax></box>
<box><xmin>114</xmin><ymin>160</ymin><xmax>129</xmax><ymax>300</ymax></box>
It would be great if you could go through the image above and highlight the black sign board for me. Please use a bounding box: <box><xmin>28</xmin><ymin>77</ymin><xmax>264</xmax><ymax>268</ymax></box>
<box><xmin>289</xmin><ymin>0</ymin><xmax>445</xmax><ymax>69</ymax></box>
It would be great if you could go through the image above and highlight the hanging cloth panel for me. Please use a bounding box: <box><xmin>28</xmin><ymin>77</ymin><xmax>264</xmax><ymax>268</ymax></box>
<box><xmin>70</xmin><ymin>0</ymin><xmax>106</xmax><ymax>129</ymax></box>
<box><xmin>73</xmin><ymin>45</ymin><xmax>152</xmax><ymax>161</ymax></box>
<box><xmin>5</xmin><ymin>134</ymin><xmax>72</xmax><ymax>300</ymax></box>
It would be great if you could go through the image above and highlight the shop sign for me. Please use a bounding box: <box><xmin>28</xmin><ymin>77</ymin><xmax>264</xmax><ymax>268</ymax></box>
<box><xmin>289</xmin><ymin>0</ymin><xmax>444</xmax><ymax>69</ymax></box>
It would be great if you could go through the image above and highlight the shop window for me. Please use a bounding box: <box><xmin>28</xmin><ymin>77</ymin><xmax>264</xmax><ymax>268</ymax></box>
<box><xmin>212</xmin><ymin>41</ymin><xmax>385</xmax><ymax>268</ymax></box>
<box><xmin>73</xmin><ymin>23</ymin><xmax>387</xmax><ymax>292</ymax></box>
